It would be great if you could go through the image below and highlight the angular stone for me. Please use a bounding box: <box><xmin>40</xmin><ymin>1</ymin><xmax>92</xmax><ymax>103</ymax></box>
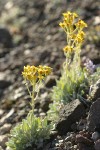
<box><xmin>56</xmin><ymin>99</ymin><xmax>86</xmax><ymax>135</ymax></box>
<box><xmin>0</xmin><ymin>108</ymin><xmax>14</xmax><ymax>125</ymax></box>
<box><xmin>88</xmin><ymin>98</ymin><xmax>100</xmax><ymax>131</ymax></box>
<box><xmin>45</xmin><ymin>75</ymin><xmax>56</xmax><ymax>88</ymax></box>
<box><xmin>41</xmin><ymin>99</ymin><xmax>51</xmax><ymax>112</ymax></box>
<box><xmin>0</xmin><ymin>123</ymin><xmax>12</xmax><ymax>135</ymax></box>
<box><xmin>95</xmin><ymin>139</ymin><xmax>100</xmax><ymax>150</ymax></box>
<box><xmin>76</xmin><ymin>134</ymin><xmax>93</xmax><ymax>145</ymax></box>
<box><xmin>0</xmin><ymin>27</ymin><xmax>12</xmax><ymax>48</ymax></box>
<box><xmin>92</xmin><ymin>132</ymin><xmax>100</xmax><ymax>142</ymax></box>
<box><xmin>77</xmin><ymin>143</ymin><xmax>93</xmax><ymax>150</ymax></box>
<box><xmin>0</xmin><ymin>80</ymin><xmax>11</xmax><ymax>89</ymax></box>
<box><xmin>0</xmin><ymin>135</ymin><xmax>8</xmax><ymax>148</ymax></box>
<box><xmin>89</xmin><ymin>79</ymin><xmax>100</xmax><ymax>101</ymax></box>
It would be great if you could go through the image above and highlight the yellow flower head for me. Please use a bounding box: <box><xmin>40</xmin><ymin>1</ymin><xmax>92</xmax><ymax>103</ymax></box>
<box><xmin>22</xmin><ymin>65</ymin><xmax>38</xmax><ymax>82</ymax></box>
<box><xmin>22</xmin><ymin>65</ymin><xmax>52</xmax><ymax>83</ymax></box>
<box><xmin>62</xmin><ymin>11</ymin><xmax>78</xmax><ymax>24</ymax></box>
<box><xmin>76</xmin><ymin>36</ymin><xmax>83</xmax><ymax>43</ymax></box>
<box><xmin>75</xmin><ymin>31</ymin><xmax>85</xmax><ymax>44</ymax></box>
<box><xmin>63</xmin><ymin>11</ymin><xmax>78</xmax><ymax>19</ymax></box>
<box><xmin>63</xmin><ymin>45</ymin><xmax>73</xmax><ymax>53</ymax></box>
<box><xmin>75</xmin><ymin>20</ymin><xmax>87</xmax><ymax>29</ymax></box>
<box><xmin>59</xmin><ymin>11</ymin><xmax>87</xmax><ymax>55</ymax></box>
<box><xmin>59</xmin><ymin>22</ymin><xmax>66</xmax><ymax>28</ymax></box>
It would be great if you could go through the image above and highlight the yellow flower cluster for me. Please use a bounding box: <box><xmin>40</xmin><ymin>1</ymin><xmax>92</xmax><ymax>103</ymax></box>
<box><xmin>59</xmin><ymin>11</ymin><xmax>78</xmax><ymax>29</ymax></box>
<box><xmin>59</xmin><ymin>11</ymin><xmax>87</xmax><ymax>54</ymax></box>
<box><xmin>22</xmin><ymin>65</ymin><xmax>52</xmax><ymax>83</ymax></box>
<box><xmin>75</xmin><ymin>20</ymin><xmax>87</xmax><ymax>29</ymax></box>
<box><xmin>63</xmin><ymin>45</ymin><xmax>73</xmax><ymax>53</ymax></box>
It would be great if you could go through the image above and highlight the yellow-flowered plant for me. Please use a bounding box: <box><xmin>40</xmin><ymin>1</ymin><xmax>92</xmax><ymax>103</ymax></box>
<box><xmin>59</xmin><ymin>11</ymin><xmax>87</xmax><ymax>64</ymax></box>
<box><xmin>48</xmin><ymin>11</ymin><xmax>89</xmax><ymax>120</ymax></box>
<box><xmin>7</xmin><ymin>65</ymin><xmax>53</xmax><ymax>150</ymax></box>
<box><xmin>22</xmin><ymin>65</ymin><xmax>52</xmax><ymax>111</ymax></box>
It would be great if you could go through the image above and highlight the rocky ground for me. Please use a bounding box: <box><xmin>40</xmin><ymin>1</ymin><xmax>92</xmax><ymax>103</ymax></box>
<box><xmin>0</xmin><ymin>0</ymin><xmax>100</xmax><ymax>150</ymax></box>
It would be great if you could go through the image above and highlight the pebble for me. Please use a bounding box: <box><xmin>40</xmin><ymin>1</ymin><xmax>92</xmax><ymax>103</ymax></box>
<box><xmin>39</xmin><ymin>112</ymin><xmax>46</xmax><ymax>117</ymax></box>
<box><xmin>0</xmin><ymin>108</ymin><xmax>14</xmax><ymax>125</ymax></box>
<box><xmin>78</xmin><ymin>143</ymin><xmax>90</xmax><ymax>150</ymax></box>
<box><xmin>59</xmin><ymin>140</ymin><xmax>63</xmax><ymax>143</ymax></box>
<box><xmin>92</xmin><ymin>131</ymin><xmax>100</xmax><ymax>141</ymax></box>
<box><xmin>76</xmin><ymin>134</ymin><xmax>93</xmax><ymax>145</ymax></box>
<box><xmin>73</xmin><ymin>145</ymin><xmax>77</xmax><ymax>149</ymax></box>
<box><xmin>65</xmin><ymin>136</ymin><xmax>71</xmax><ymax>142</ymax></box>
<box><xmin>45</xmin><ymin>75</ymin><xmax>56</xmax><ymax>88</ymax></box>
<box><xmin>0</xmin><ymin>109</ymin><xmax>4</xmax><ymax>117</ymax></box>
<box><xmin>0</xmin><ymin>135</ymin><xmax>8</xmax><ymax>148</ymax></box>
<box><xmin>0</xmin><ymin>123</ymin><xmax>12</xmax><ymax>135</ymax></box>
<box><xmin>94</xmin><ymin>139</ymin><xmax>100</xmax><ymax>150</ymax></box>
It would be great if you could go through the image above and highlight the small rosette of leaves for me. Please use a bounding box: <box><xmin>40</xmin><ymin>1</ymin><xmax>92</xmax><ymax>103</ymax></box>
<box><xmin>6</xmin><ymin>112</ymin><xmax>52</xmax><ymax>150</ymax></box>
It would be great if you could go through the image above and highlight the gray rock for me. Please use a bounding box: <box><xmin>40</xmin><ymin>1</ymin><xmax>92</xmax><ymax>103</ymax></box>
<box><xmin>0</xmin><ymin>123</ymin><xmax>12</xmax><ymax>135</ymax></box>
<box><xmin>40</xmin><ymin>92</ymin><xmax>50</xmax><ymax>112</ymax></box>
<box><xmin>0</xmin><ymin>135</ymin><xmax>8</xmax><ymax>148</ymax></box>
<box><xmin>76</xmin><ymin>134</ymin><xmax>93</xmax><ymax>145</ymax></box>
<box><xmin>0</xmin><ymin>80</ymin><xmax>11</xmax><ymax>89</ymax></box>
<box><xmin>0</xmin><ymin>72</ymin><xmax>12</xmax><ymax>90</ymax></box>
<box><xmin>89</xmin><ymin>79</ymin><xmax>100</xmax><ymax>101</ymax></box>
<box><xmin>94</xmin><ymin>139</ymin><xmax>100</xmax><ymax>150</ymax></box>
<box><xmin>76</xmin><ymin>134</ymin><xmax>94</xmax><ymax>150</ymax></box>
<box><xmin>92</xmin><ymin>132</ymin><xmax>100</xmax><ymax>142</ymax></box>
<box><xmin>77</xmin><ymin>143</ymin><xmax>93</xmax><ymax>150</ymax></box>
<box><xmin>45</xmin><ymin>75</ymin><xmax>56</xmax><ymax>88</ymax></box>
<box><xmin>56</xmin><ymin>99</ymin><xmax>86</xmax><ymax>135</ymax></box>
<box><xmin>88</xmin><ymin>98</ymin><xmax>100</xmax><ymax>131</ymax></box>
<box><xmin>0</xmin><ymin>27</ymin><xmax>12</xmax><ymax>48</ymax></box>
<box><xmin>0</xmin><ymin>108</ymin><xmax>14</xmax><ymax>126</ymax></box>
<box><xmin>0</xmin><ymin>109</ymin><xmax>4</xmax><ymax>118</ymax></box>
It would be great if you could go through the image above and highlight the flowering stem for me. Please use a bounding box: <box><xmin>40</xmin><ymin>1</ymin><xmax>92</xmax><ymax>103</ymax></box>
<box><xmin>25</xmin><ymin>81</ymin><xmax>32</xmax><ymax>98</ymax></box>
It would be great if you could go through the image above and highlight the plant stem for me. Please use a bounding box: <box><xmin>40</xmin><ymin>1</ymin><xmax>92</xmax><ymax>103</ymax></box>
<box><xmin>31</xmin><ymin>85</ymin><xmax>35</xmax><ymax>113</ymax></box>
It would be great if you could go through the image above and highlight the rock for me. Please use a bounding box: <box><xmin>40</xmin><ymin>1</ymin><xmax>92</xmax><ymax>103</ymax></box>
<box><xmin>40</xmin><ymin>92</ymin><xmax>51</xmax><ymax>112</ymax></box>
<box><xmin>0</xmin><ymin>123</ymin><xmax>12</xmax><ymax>135</ymax></box>
<box><xmin>92</xmin><ymin>132</ymin><xmax>100</xmax><ymax>142</ymax></box>
<box><xmin>45</xmin><ymin>75</ymin><xmax>56</xmax><ymax>88</ymax></box>
<box><xmin>88</xmin><ymin>98</ymin><xmax>100</xmax><ymax>131</ymax></box>
<box><xmin>0</xmin><ymin>108</ymin><xmax>14</xmax><ymax>125</ymax></box>
<box><xmin>95</xmin><ymin>124</ymin><xmax>100</xmax><ymax>133</ymax></box>
<box><xmin>89</xmin><ymin>79</ymin><xmax>100</xmax><ymax>101</ymax></box>
<box><xmin>56</xmin><ymin>99</ymin><xmax>86</xmax><ymax>135</ymax></box>
<box><xmin>76</xmin><ymin>134</ymin><xmax>94</xmax><ymax>150</ymax></box>
<box><xmin>0</xmin><ymin>109</ymin><xmax>4</xmax><ymax>118</ymax></box>
<box><xmin>77</xmin><ymin>143</ymin><xmax>93</xmax><ymax>150</ymax></box>
<box><xmin>65</xmin><ymin>133</ymin><xmax>76</xmax><ymax>144</ymax></box>
<box><xmin>77</xmin><ymin>119</ymin><xmax>87</xmax><ymax>131</ymax></box>
<box><xmin>71</xmin><ymin>123</ymin><xmax>77</xmax><ymax>131</ymax></box>
<box><xmin>13</xmin><ymin>87</ymin><xmax>25</xmax><ymax>100</ymax></box>
<box><xmin>94</xmin><ymin>139</ymin><xmax>100</xmax><ymax>150</ymax></box>
<box><xmin>0</xmin><ymin>80</ymin><xmax>11</xmax><ymax>89</ymax></box>
<box><xmin>0</xmin><ymin>72</ymin><xmax>12</xmax><ymax>89</ymax></box>
<box><xmin>39</xmin><ymin>112</ymin><xmax>46</xmax><ymax>117</ymax></box>
<box><xmin>93</xmin><ymin>16</ymin><xmax>100</xmax><ymax>25</ymax></box>
<box><xmin>76</xmin><ymin>134</ymin><xmax>93</xmax><ymax>145</ymax></box>
<box><xmin>0</xmin><ymin>27</ymin><xmax>12</xmax><ymax>48</ymax></box>
<box><xmin>41</xmin><ymin>98</ymin><xmax>50</xmax><ymax>112</ymax></box>
<box><xmin>0</xmin><ymin>135</ymin><xmax>8</xmax><ymax>148</ymax></box>
<box><xmin>0</xmin><ymin>146</ymin><xmax>3</xmax><ymax>150</ymax></box>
